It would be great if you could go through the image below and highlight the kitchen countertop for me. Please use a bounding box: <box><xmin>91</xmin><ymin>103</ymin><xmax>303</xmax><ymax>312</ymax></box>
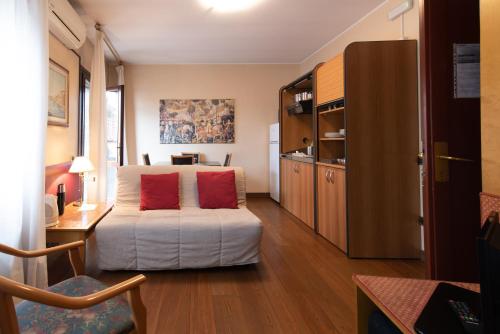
<box><xmin>280</xmin><ymin>154</ymin><xmax>314</xmax><ymax>164</ymax></box>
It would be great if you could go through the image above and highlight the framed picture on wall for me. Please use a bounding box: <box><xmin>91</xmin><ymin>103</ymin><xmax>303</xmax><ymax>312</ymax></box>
<box><xmin>159</xmin><ymin>99</ymin><xmax>235</xmax><ymax>144</ymax></box>
<box><xmin>48</xmin><ymin>59</ymin><xmax>69</xmax><ymax>127</ymax></box>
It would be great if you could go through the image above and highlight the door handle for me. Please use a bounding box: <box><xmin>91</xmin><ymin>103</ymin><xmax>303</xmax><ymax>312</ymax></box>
<box><xmin>434</xmin><ymin>141</ymin><xmax>473</xmax><ymax>183</ymax></box>
<box><xmin>330</xmin><ymin>169</ymin><xmax>335</xmax><ymax>184</ymax></box>
<box><xmin>436</xmin><ymin>155</ymin><xmax>474</xmax><ymax>163</ymax></box>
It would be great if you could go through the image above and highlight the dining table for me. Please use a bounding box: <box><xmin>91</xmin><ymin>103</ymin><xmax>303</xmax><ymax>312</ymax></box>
<box><xmin>154</xmin><ymin>161</ymin><xmax>222</xmax><ymax>166</ymax></box>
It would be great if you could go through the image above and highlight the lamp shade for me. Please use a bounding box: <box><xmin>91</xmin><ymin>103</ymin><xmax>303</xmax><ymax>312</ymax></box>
<box><xmin>69</xmin><ymin>156</ymin><xmax>94</xmax><ymax>173</ymax></box>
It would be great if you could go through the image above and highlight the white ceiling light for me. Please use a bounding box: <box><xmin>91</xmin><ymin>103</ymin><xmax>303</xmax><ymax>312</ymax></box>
<box><xmin>198</xmin><ymin>0</ymin><xmax>263</xmax><ymax>13</ymax></box>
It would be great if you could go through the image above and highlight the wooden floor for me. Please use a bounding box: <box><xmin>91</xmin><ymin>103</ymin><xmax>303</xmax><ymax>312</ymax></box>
<box><xmin>88</xmin><ymin>198</ymin><xmax>424</xmax><ymax>334</ymax></box>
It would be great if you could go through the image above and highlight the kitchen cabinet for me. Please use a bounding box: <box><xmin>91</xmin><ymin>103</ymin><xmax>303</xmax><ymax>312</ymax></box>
<box><xmin>316</xmin><ymin>53</ymin><xmax>344</xmax><ymax>106</ymax></box>
<box><xmin>280</xmin><ymin>158</ymin><xmax>314</xmax><ymax>229</ymax></box>
<box><xmin>317</xmin><ymin>164</ymin><xmax>346</xmax><ymax>252</ymax></box>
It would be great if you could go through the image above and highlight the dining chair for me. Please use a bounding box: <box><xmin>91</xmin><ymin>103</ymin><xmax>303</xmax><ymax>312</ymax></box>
<box><xmin>142</xmin><ymin>153</ymin><xmax>151</xmax><ymax>166</ymax></box>
<box><xmin>171</xmin><ymin>155</ymin><xmax>194</xmax><ymax>165</ymax></box>
<box><xmin>0</xmin><ymin>241</ymin><xmax>147</xmax><ymax>334</ymax></box>
<box><xmin>223</xmin><ymin>153</ymin><xmax>232</xmax><ymax>167</ymax></box>
<box><xmin>181</xmin><ymin>152</ymin><xmax>200</xmax><ymax>163</ymax></box>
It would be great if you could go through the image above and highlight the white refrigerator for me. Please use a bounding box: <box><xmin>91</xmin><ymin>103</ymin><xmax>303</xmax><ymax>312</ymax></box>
<box><xmin>269</xmin><ymin>123</ymin><xmax>280</xmax><ymax>202</ymax></box>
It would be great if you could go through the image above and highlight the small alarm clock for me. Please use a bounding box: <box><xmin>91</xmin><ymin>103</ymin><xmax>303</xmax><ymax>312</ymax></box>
<box><xmin>45</xmin><ymin>194</ymin><xmax>59</xmax><ymax>227</ymax></box>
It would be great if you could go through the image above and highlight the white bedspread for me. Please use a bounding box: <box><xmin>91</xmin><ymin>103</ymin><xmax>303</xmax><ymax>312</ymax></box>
<box><xmin>96</xmin><ymin>206</ymin><xmax>263</xmax><ymax>270</ymax></box>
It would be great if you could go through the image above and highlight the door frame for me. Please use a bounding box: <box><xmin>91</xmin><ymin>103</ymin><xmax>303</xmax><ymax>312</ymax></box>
<box><xmin>419</xmin><ymin>0</ymin><xmax>437</xmax><ymax>280</ymax></box>
<box><xmin>419</xmin><ymin>0</ymin><xmax>481</xmax><ymax>280</ymax></box>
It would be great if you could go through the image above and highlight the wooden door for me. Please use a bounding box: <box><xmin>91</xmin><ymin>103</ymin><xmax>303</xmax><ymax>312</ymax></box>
<box><xmin>281</xmin><ymin>159</ymin><xmax>314</xmax><ymax>228</ymax></box>
<box><xmin>317</xmin><ymin>165</ymin><xmax>347</xmax><ymax>252</ymax></box>
<box><xmin>420</xmin><ymin>0</ymin><xmax>481</xmax><ymax>281</ymax></box>
<box><xmin>317</xmin><ymin>165</ymin><xmax>337</xmax><ymax>243</ymax></box>
<box><xmin>333</xmin><ymin>168</ymin><xmax>347</xmax><ymax>252</ymax></box>
<box><xmin>289</xmin><ymin>162</ymin><xmax>301</xmax><ymax>220</ymax></box>
<box><xmin>296</xmin><ymin>162</ymin><xmax>314</xmax><ymax>229</ymax></box>
<box><xmin>345</xmin><ymin>41</ymin><xmax>421</xmax><ymax>258</ymax></box>
<box><xmin>280</xmin><ymin>159</ymin><xmax>292</xmax><ymax>213</ymax></box>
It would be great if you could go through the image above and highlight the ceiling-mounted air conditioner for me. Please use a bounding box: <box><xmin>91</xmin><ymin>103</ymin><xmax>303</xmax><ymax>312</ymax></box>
<box><xmin>48</xmin><ymin>0</ymin><xmax>87</xmax><ymax>50</ymax></box>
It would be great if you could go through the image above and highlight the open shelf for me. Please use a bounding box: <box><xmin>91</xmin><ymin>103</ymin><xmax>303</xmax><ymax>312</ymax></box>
<box><xmin>320</xmin><ymin>137</ymin><xmax>345</xmax><ymax>141</ymax></box>
<box><xmin>280</xmin><ymin>70</ymin><xmax>315</xmax><ymax>154</ymax></box>
<box><xmin>316</xmin><ymin>161</ymin><xmax>346</xmax><ymax>169</ymax></box>
<box><xmin>318</xmin><ymin>107</ymin><xmax>345</xmax><ymax>116</ymax></box>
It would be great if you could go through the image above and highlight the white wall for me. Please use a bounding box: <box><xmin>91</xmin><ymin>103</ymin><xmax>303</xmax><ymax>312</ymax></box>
<box><xmin>123</xmin><ymin>1</ymin><xmax>422</xmax><ymax>193</ymax></box>
<box><xmin>481</xmin><ymin>0</ymin><xmax>500</xmax><ymax>194</ymax></box>
<box><xmin>45</xmin><ymin>36</ymin><xmax>94</xmax><ymax>166</ymax></box>
<box><xmin>46</xmin><ymin>34</ymin><xmax>80</xmax><ymax>166</ymax></box>
<box><xmin>300</xmin><ymin>0</ymin><xmax>420</xmax><ymax>74</ymax></box>
<box><xmin>124</xmin><ymin>64</ymin><xmax>298</xmax><ymax>192</ymax></box>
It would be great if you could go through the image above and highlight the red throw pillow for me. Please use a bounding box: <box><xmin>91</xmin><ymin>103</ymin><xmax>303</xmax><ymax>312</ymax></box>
<box><xmin>140</xmin><ymin>173</ymin><xmax>180</xmax><ymax>210</ymax></box>
<box><xmin>197</xmin><ymin>170</ymin><xmax>238</xmax><ymax>209</ymax></box>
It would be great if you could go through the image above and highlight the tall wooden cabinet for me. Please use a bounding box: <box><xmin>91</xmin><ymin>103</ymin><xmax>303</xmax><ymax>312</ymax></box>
<box><xmin>279</xmin><ymin>40</ymin><xmax>420</xmax><ymax>259</ymax></box>
<box><xmin>279</xmin><ymin>71</ymin><xmax>315</xmax><ymax>230</ymax></box>
<box><xmin>314</xmin><ymin>40</ymin><xmax>421</xmax><ymax>258</ymax></box>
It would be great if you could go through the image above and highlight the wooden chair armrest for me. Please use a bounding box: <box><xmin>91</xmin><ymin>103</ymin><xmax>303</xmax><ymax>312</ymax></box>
<box><xmin>0</xmin><ymin>241</ymin><xmax>85</xmax><ymax>258</ymax></box>
<box><xmin>0</xmin><ymin>274</ymin><xmax>146</xmax><ymax>309</ymax></box>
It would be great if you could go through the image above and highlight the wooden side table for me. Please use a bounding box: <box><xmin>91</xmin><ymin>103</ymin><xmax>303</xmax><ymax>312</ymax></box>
<box><xmin>353</xmin><ymin>275</ymin><xmax>480</xmax><ymax>334</ymax></box>
<box><xmin>46</xmin><ymin>203</ymin><xmax>113</xmax><ymax>266</ymax></box>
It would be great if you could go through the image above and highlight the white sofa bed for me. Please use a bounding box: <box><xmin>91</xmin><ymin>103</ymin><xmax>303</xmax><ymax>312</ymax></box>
<box><xmin>95</xmin><ymin>165</ymin><xmax>263</xmax><ymax>270</ymax></box>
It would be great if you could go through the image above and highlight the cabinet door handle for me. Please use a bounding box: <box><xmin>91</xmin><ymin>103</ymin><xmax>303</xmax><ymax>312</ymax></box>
<box><xmin>325</xmin><ymin>169</ymin><xmax>331</xmax><ymax>182</ymax></box>
<box><xmin>329</xmin><ymin>169</ymin><xmax>335</xmax><ymax>184</ymax></box>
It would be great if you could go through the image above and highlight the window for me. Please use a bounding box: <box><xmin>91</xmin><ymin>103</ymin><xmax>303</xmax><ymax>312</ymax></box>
<box><xmin>105</xmin><ymin>86</ymin><xmax>124</xmax><ymax>201</ymax></box>
<box><xmin>78</xmin><ymin>66</ymin><xmax>91</xmax><ymax>156</ymax></box>
<box><xmin>78</xmin><ymin>68</ymin><xmax>124</xmax><ymax>203</ymax></box>
<box><xmin>78</xmin><ymin>66</ymin><xmax>91</xmax><ymax>200</ymax></box>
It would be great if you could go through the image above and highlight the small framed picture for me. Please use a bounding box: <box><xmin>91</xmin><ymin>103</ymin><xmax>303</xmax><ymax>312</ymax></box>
<box><xmin>48</xmin><ymin>59</ymin><xmax>69</xmax><ymax>127</ymax></box>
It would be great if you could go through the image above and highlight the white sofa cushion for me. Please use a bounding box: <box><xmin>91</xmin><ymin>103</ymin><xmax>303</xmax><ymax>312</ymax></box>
<box><xmin>115</xmin><ymin>165</ymin><xmax>246</xmax><ymax>208</ymax></box>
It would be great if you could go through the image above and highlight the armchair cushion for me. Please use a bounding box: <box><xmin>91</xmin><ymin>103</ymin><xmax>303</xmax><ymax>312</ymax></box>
<box><xmin>16</xmin><ymin>275</ymin><xmax>134</xmax><ymax>334</ymax></box>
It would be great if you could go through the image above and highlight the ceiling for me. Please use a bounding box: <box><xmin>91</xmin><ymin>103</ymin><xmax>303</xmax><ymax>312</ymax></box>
<box><xmin>71</xmin><ymin>0</ymin><xmax>385</xmax><ymax>64</ymax></box>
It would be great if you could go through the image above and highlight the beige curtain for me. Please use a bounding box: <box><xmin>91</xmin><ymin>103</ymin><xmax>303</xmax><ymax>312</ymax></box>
<box><xmin>0</xmin><ymin>0</ymin><xmax>49</xmax><ymax>288</ymax></box>
<box><xmin>88</xmin><ymin>30</ymin><xmax>108</xmax><ymax>202</ymax></box>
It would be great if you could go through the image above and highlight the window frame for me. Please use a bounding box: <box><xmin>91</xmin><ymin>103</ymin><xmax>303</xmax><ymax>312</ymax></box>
<box><xmin>78</xmin><ymin>66</ymin><xmax>91</xmax><ymax>156</ymax></box>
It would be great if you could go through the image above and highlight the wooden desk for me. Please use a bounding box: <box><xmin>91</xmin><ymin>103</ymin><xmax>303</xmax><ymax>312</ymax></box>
<box><xmin>46</xmin><ymin>203</ymin><xmax>113</xmax><ymax>265</ymax></box>
<box><xmin>353</xmin><ymin>275</ymin><xmax>480</xmax><ymax>334</ymax></box>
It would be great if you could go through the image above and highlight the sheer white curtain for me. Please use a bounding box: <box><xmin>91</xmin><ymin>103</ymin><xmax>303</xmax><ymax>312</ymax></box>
<box><xmin>0</xmin><ymin>0</ymin><xmax>49</xmax><ymax>288</ymax></box>
<box><xmin>88</xmin><ymin>31</ymin><xmax>108</xmax><ymax>202</ymax></box>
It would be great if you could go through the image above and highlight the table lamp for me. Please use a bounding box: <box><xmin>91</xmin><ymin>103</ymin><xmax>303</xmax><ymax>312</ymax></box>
<box><xmin>69</xmin><ymin>156</ymin><xmax>94</xmax><ymax>207</ymax></box>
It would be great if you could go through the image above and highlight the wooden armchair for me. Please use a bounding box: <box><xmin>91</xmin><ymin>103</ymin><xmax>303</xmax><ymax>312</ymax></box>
<box><xmin>0</xmin><ymin>241</ymin><xmax>147</xmax><ymax>334</ymax></box>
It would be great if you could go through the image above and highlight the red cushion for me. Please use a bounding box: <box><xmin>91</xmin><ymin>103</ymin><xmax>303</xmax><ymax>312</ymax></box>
<box><xmin>197</xmin><ymin>170</ymin><xmax>238</xmax><ymax>209</ymax></box>
<box><xmin>140</xmin><ymin>173</ymin><xmax>180</xmax><ymax>210</ymax></box>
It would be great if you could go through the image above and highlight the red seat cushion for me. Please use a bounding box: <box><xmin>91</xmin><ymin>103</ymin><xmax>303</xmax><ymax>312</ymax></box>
<box><xmin>140</xmin><ymin>173</ymin><xmax>180</xmax><ymax>210</ymax></box>
<box><xmin>197</xmin><ymin>170</ymin><xmax>238</xmax><ymax>209</ymax></box>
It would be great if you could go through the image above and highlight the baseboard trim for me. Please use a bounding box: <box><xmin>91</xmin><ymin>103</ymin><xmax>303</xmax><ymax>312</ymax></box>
<box><xmin>246</xmin><ymin>192</ymin><xmax>270</xmax><ymax>198</ymax></box>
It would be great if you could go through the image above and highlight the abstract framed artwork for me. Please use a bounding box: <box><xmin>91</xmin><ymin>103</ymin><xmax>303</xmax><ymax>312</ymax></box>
<box><xmin>48</xmin><ymin>59</ymin><xmax>69</xmax><ymax>127</ymax></box>
<box><xmin>160</xmin><ymin>99</ymin><xmax>235</xmax><ymax>144</ymax></box>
